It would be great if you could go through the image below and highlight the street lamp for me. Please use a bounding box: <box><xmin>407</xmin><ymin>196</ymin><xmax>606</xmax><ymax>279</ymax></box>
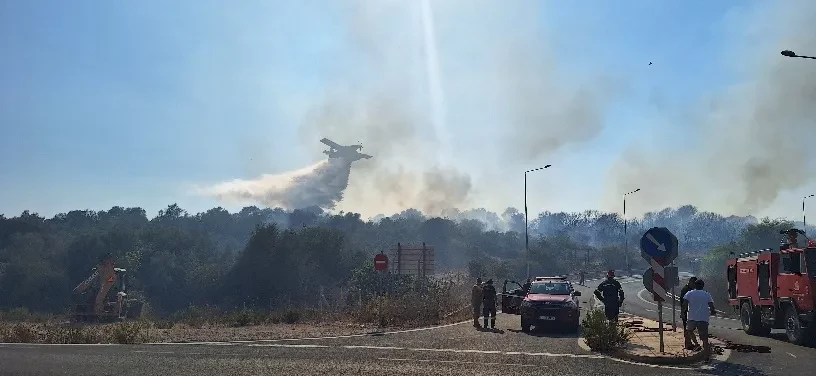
<box><xmin>623</xmin><ymin>188</ymin><xmax>641</xmax><ymax>275</ymax></box>
<box><xmin>804</xmin><ymin>194</ymin><xmax>815</xmax><ymax>232</ymax></box>
<box><xmin>781</xmin><ymin>50</ymin><xmax>816</xmax><ymax>60</ymax></box>
<box><xmin>525</xmin><ymin>164</ymin><xmax>552</xmax><ymax>278</ymax></box>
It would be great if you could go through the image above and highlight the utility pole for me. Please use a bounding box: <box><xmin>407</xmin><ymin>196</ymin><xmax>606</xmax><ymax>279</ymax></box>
<box><xmin>623</xmin><ymin>189</ymin><xmax>640</xmax><ymax>275</ymax></box>
<box><xmin>525</xmin><ymin>165</ymin><xmax>551</xmax><ymax>278</ymax></box>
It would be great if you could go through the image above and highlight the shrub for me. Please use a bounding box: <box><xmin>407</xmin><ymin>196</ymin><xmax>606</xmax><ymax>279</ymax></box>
<box><xmin>0</xmin><ymin>323</ymin><xmax>36</xmax><ymax>343</ymax></box>
<box><xmin>108</xmin><ymin>322</ymin><xmax>148</xmax><ymax>344</ymax></box>
<box><xmin>581</xmin><ymin>309</ymin><xmax>631</xmax><ymax>351</ymax></box>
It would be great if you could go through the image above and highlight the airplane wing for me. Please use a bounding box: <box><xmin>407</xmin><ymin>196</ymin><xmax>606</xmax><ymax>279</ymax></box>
<box><xmin>359</xmin><ymin>153</ymin><xmax>373</xmax><ymax>159</ymax></box>
<box><xmin>320</xmin><ymin>138</ymin><xmax>342</xmax><ymax>149</ymax></box>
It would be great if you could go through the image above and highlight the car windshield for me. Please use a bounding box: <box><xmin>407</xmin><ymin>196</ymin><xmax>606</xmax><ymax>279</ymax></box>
<box><xmin>529</xmin><ymin>282</ymin><xmax>570</xmax><ymax>295</ymax></box>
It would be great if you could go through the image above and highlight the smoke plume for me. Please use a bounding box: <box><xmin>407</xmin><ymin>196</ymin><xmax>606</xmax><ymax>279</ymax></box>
<box><xmin>294</xmin><ymin>0</ymin><xmax>620</xmax><ymax>216</ymax></box>
<box><xmin>203</xmin><ymin>1</ymin><xmax>621</xmax><ymax>215</ymax></box>
<box><xmin>604</xmin><ymin>0</ymin><xmax>816</xmax><ymax>216</ymax></box>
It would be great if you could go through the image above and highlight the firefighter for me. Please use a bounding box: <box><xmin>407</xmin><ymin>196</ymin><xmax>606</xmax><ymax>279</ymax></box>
<box><xmin>482</xmin><ymin>279</ymin><xmax>497</xmax><ymax>329</ymax></box>
<box><xmin>680</xmin><ymin>277</ymin><xmax>700</xmax><ymax>349</ymax></box>
<box><xmin>594</xmin><ymin>270</ymin><xmax>625</xmax><ymax>323</ymax></box>
<box><xmin>471</xmin><ymin>278</ymin><xmax>483</xmax><ymax>328</ymax></box>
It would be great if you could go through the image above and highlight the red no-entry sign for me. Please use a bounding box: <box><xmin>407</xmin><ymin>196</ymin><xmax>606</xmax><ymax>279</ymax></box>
<box><xmin>374</xmin><ymin>254</ymin><xmax>388</xmax><ymax>271</ymax></box>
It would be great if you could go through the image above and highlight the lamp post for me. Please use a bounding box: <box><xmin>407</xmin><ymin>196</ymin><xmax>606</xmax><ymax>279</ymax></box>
<box><xmin>781</xmin><ymin>50</ymin><xmax>816</xmax><ymax>60</ymax></box>
<box><xmin>805</xmin><ymin>194</ymin><xmax>814</xmax><ymax>232</ymax></box>
<box><xmin>525</xmin><ymin>165</ymin><xmax>552</xmax><ymax>278</ymax></box>
<box><xmin>623</xmin><ymin>188</ymin><xmax>641</xmax><ymax>275</ymax></box>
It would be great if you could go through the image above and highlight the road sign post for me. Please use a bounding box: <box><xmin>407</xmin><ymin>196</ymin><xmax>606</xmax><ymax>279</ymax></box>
<box><xmin>640</xmin><ymin>227</ymin><xmax>679</xmax><ymax>354</ymax></box>
<box><xmin>672</xmin><ymin>277</ymin><xmax>676</xmax><ymax>332</ymax></box>
<box><xmin>663</xmin><ymin>265</ymin><xmax>679</xmax><ymax>331</ymax></box>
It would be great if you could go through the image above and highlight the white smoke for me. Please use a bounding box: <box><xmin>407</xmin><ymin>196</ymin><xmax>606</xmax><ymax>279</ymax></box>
<box><xmin>200</xmin><ymin>159</ymin><xmax>353</xmax><ymax>210</ymax></box>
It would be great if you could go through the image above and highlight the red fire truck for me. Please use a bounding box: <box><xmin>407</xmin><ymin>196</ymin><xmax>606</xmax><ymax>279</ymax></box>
<box><xmin>726</xmin><ymin>229</ymin><xmax>816</xmax><ymax>345</ymax></box>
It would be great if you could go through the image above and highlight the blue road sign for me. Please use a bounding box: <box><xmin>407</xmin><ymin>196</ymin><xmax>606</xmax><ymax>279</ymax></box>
<box><xmin>640</xmin><ymin>227</ymin><xmax>678</xmax><ymax>263</ymax></box>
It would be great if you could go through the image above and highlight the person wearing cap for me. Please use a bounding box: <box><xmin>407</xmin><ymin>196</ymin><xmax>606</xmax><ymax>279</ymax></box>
<box><xmin>481</xmin><ymin>279</ymin><xmax>498</xmax><ymax>329</ymax></box>
<box><xmin>471</xmin><ymin>278</ymin><xmax>483</xmax><ymax>328</ymax></box>
<box><xmin>594</xmin><ymin>270</ymin><xmax>625</xmax><ymax>323</ymax></box>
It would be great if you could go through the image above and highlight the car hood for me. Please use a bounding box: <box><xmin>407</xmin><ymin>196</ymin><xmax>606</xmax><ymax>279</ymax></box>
<box><xmin>525</xmin><ymin>294</ymin><xmax>571</xmax><ymax>303</ymax></box>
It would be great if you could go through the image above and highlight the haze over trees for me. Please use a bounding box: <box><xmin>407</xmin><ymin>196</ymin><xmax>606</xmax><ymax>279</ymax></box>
<box><xmin>0</xmin><ymin>204</ymin><xmax>801</xmax><ymax>316</ymax></box>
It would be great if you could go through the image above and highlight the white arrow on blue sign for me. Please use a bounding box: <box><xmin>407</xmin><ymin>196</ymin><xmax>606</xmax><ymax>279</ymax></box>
<box><xmin>639</xmin><ymin>227</ymin><xmax>678</xmax><ymax>263</ymax></box>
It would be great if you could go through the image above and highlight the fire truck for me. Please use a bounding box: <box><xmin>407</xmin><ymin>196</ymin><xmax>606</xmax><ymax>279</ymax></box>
<box><xmin>726</xmin><ymin>229</ymin><xmax>816</xmax><ymax>345</ymax></box>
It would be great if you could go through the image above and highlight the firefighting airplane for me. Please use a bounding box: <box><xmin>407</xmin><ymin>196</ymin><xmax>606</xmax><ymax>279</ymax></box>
<box><xmin>320</xmin><ymin>138</ymin><xmax>373</xmax><ymax>162</ymax></box>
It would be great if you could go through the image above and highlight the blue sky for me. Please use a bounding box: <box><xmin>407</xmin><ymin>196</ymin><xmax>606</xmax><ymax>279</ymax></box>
<box><xmin>3</xmin><ymin>0</ymin><xmax>810</xmax><ymax>220</ymax></box>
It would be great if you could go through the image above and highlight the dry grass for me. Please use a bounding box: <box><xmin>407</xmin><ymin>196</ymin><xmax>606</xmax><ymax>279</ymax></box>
<box><xmin>0</xmin><ymin>321</ymin><xmax>149</xmax><ymax>344</ymax></box>
<box><xmin>0</xmin><ymin>273</ymin><xmax>473</xmax><ymax>344</ymax></box>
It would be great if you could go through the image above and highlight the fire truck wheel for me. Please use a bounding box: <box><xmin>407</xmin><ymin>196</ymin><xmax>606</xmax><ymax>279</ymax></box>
<box><xmin>740</xmin><ymin>302</ymin><xmax>768</xmax><ymax>336</ymax></box>
<box><xmin>784</xmin><ymin>306</ymin><xmax>806</xmax><ymax>345</ymax></box>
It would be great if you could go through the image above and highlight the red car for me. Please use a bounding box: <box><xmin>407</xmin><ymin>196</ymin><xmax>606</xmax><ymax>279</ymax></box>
<box><xmin>501</xmin><ymin>277</ymin><xmax>581</xmax><ymax>332</ymax></box>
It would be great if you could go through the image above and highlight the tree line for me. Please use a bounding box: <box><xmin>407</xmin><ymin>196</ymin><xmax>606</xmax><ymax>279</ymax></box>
<box><xmin>0</xmin><ymin>203</ymin><xmax>799</xmax><ymax>316</ymax></box>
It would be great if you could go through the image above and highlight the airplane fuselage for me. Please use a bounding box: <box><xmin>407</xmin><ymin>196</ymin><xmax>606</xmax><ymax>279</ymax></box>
<box><xmin>320</xmin><ymin>138</ymin><xmax>372</xmax><ymax>162</ymax></box>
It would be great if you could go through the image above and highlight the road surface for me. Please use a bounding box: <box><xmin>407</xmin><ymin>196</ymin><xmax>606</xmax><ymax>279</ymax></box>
<box><xmin>1</xmin><ymin>275</ymin><xmax>811</xmax><ymax>375</ymax></box>
<box><xmin>0</xmin><ymin>306</ymin><xmax>719</xmax><ymax>376</ymax></box>
<box><xmin>578</xmin><ymin>275</ymin><xmax>816</xmax><ymax>376</ymax></box>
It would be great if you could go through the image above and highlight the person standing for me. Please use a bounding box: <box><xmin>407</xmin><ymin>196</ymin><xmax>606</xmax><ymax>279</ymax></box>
<box><xmin>683</xmin><ymin>279</ymin><xmax>716</xmax><ymax>357</ymax></box>
<box><xmin>680</xmin><ymin>277</ymin><xmax>700</xmax><ymax>349</ymax></box>
<box><xmin>482</xmin><ymin>279</ymin><xmax>497</xmax><ymax>329</ymax></box>
<box><xmin>579</xmin><ymin>270</ymin><xmax>586</xmax><ymax>286</ymax></box>
<box><xmin>594</xmin><ymin>270</ymin><xmax>625</xmax><ymax>323</ymax></box>
<box><xmin>471</xmin><ymin>278</ymin><xmax>483</xmax><ymax>328</ymax></box>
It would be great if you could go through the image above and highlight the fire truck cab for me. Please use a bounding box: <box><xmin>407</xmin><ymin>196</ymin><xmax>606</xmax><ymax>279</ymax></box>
<box><xmin>726</xmin><ymin>229</ymin><xmax>816</xmax><ymax>345</ymax></box>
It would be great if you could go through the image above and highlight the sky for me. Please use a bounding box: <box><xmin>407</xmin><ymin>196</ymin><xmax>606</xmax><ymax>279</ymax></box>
<box><xmin>2</xmin><ymin>0</ymin><xmax>815</xmax><ymax>221</ymax></box>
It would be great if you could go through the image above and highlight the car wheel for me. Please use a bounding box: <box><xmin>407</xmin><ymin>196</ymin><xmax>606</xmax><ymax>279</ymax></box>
<box><xmin>521</xmin><ymin>317</ymin><xmax>531</xmax><ymax>332</ymax></box>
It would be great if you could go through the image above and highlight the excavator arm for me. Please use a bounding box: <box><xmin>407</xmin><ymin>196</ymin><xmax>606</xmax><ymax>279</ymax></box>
<box><xmin>72</xmin><ymin>268</ymin><xmax>100</xmax><ymax>294</ymax></box>
<box><xmin>72</xmin><ymin>255</ymin><xmax>119</xmax><ymax>318</ymax></box>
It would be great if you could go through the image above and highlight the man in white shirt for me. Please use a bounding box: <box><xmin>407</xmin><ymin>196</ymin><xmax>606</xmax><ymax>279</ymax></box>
<box><xmin>683</xmin><ymin>279</ymin><xmax>716</xmax><ymax>356</ymax></box>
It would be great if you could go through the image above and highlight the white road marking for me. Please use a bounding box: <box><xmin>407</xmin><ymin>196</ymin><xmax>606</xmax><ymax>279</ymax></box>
<box><xmin>251</xmin><ymin>341</ymin><xmax>699</xmax><ymax>369</ymax></box>
<box><xmin>637</xmin><ymin>288</ymin><xmax>659</xmax><ymax>307</ymax></box>
<box><xmin>0</xmin><ymin>343</ymin><xmax>120</xmax><ymax>347</ymax></box>
<box><xmin>378</xmin><ymin>357</ymin><xmax>539</xmax><ymax>367</ymax></box>
<box><xmin>249</xmin><ymin>343</ymin><xmax>329</xmax><ymax>348</ymax></box>
<box><xmin>788</xmin><ymin>352</ymin><xmax>797</xmax><ymax>358</ymax></box>
<box><xmin>645</xmin><ymin>309</ymin><xmax>656</xmax><ymax>312</ymax></box>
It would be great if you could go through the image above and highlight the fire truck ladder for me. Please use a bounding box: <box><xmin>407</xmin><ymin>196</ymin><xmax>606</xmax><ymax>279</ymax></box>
<box><xmin>731</xmin><ymin>248</ymin><xmax>775</xmax><ymax>259</ymax></box>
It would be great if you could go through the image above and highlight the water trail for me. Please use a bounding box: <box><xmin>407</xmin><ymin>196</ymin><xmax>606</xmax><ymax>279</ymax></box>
<box><xmin>201</xmin><ymin>159</ymin><xmax>353</xmax><ymax>210</ymax></box>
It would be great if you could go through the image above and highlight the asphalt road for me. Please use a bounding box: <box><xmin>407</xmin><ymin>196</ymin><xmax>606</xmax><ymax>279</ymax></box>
<box><xmin>577</xmin><ymin>275</ymin><xmax>816</xmax><ymax>376</ymax></box>
<box><xmin>1</xmin><ymin>276</ymin><xmax>810</xmax><ymax>376</ymax></box>
<box><xmin>0</xmin><ymin>304</ymin><xmax>718</xmax><ymax>376</ymax></box>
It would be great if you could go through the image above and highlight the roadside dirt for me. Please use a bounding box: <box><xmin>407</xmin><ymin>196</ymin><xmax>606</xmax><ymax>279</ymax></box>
<box><xmin>148</xmin><ymin>320</ymin><xmax>375</xmax><ymax>343</ymax></box>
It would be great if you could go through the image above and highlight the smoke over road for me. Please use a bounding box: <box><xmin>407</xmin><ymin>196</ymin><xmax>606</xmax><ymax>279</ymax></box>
<box><xmin>603</xmin><ymin>0</ymin><xmax>816</xmax><ymax>216</ymax></box>
<box><xmin>201</xmin><ymin>159</ymin><xmax>353</xmax><ymax>210</ymax></box>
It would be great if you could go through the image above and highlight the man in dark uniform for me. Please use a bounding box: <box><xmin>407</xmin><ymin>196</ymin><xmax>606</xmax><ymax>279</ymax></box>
<box><xmin>680</xmin><ymin>277</ymin><xmax>700</xmax><ymax>349</ymax></box>
<box><xmin>482</xmin><ymin>279</ymin><xmax>497</xmax><ymax>329</ymax></box>
<box><xmin>594</xmin><ymin>270</ymin><xmax>625</xmax><ymax>323</ymax></box>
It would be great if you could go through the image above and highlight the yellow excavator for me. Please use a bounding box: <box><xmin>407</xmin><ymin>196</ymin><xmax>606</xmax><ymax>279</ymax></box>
<box><xmin>71</xmin><ymin>253</ymin><xmax>143</xmax><ymax>322</ymax></box>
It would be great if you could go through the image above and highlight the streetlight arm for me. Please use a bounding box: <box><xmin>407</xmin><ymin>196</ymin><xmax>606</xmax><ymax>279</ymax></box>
<box><xmin>781</xmin><ymin>50</ymin><xmax>816</xmax><ymax>59</ymax></box>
